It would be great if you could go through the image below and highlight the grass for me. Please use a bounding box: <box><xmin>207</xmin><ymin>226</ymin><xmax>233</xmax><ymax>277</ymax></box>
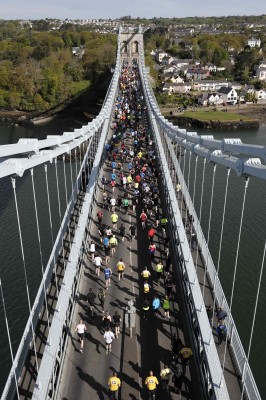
<box><xmin>70</xmin><ymin>80</ymin><xmax>91</xmax><ymax>96</ymax></box>
<box><xmin>182</xmin><ymin>110</ymin><xmax>253</xmax><ymax>122</ymax></box>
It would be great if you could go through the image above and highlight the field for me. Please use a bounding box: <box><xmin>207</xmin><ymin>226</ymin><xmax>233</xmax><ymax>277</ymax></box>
<box><xmin>182</xmin><ymin>109</ymin><xmax>253</xmax><ymax>121</ymax></box>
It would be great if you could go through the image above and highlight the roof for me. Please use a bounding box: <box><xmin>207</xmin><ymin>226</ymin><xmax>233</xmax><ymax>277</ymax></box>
<box><xmin>218</xmin><ymin>87</ymin><xmax>234</xmax><ymax>94</ymax></box>
<box><xmin>193</xmin><ymin>80</ymin><xmax>228</xmax><ymax>85</ymax></box>
<box><xmin>163</xmin><ymin>82</ymin><xmax>185</xmax><ymax>88</ymax></box>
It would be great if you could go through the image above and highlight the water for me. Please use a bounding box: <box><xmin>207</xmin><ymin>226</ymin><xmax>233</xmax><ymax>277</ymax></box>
<box><xmin>1</xmin><ymin>119</ymin><xmax>266</xmax><ymax>397</ymax></box>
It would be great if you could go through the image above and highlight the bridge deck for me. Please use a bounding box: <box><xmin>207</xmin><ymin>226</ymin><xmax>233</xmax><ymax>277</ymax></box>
<box><xmin>18</xmin><ymin>66</ymin><xmax>244</xmax><ymax>400</ymax></box>
<box><xmin>57</xmin><ymin>123</ymin><xmax>205</xmax><ymax>399</ymax></box>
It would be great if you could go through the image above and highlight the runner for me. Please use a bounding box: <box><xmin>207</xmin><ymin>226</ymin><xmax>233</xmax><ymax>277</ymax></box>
<box><xmin>113</xmin><ymin>311</ymin><xmax>122</xmax><ymax>338</ymax></box>
<box><xmin>108</xmin><ymin>372</ymin><xmax>121</xmax><ymax>400</ymax></box>
<box><xmin>110</xmin><ymin>196</ymin><xmax>116</xmax><ymax>212</ymax></box>
<box><xmin>143</xmin><ymin>280</ymin><xmax>151</xmax><ymax>299</ymax></box>
<box><xmin>75</xmin><ymin>319</ymin><xmax>87</xmax><ymax>353</ymax></box>
<box><xmin>102</xmin><ymin>310</ymin><xmax>112</xmax><ymax>332</ymax></box>
<box><xmin>103</xmin><ymin>327</ymin><xmax>115</xmax><ymax>354</ymax></box>
<box><xmin>116</xmin><ymin>258</ymin><xmax>126</xmax><ymax>281</ymax></box>
<box><xmin>162</xmin><ymin>295</ymin><xmax>170</xmax><ymax>319</ymax></box>
<box><xmin>119</xmin><ymin>223</ymin><xmax>126</xmax><ymax>241</ymax></box>
<box><xmin>143</xmin><ymin>298</ymin><xmax>150</xmax><ymax>320</ymax></box>
<box><xmin>156</xmin><ymin>260</ymin><xmax>164</xmax><ymax>284</ymax></box>
<box><xmin>94</xmin><ymin>254</ymin><xmax>102</xmax><ymax>277</ymax></box>
<box><xmin>148</xmin><ymin>226</ymin><xmax>155</xmax><ymax>243</ymax></box>
<box><xmin>109</xmin><ymin>234</ymin><xmax>118</xmax><ymax>255</ymax></box>
<box><xmin>140</xmin><ymin>209</ymin><xmax>147</xmax><ymax>229</ymax></box>
<box><xmin>101</xmin><ymin>176</ymin><xmax>107</xmax><ymax>191</ymax></box>
<box><xmin>87</xmin><ymin>288</ymin><xmax>96</xmax><ymax>315</ymax></box>
<box><xmin>97</xmin><ymin>210</ymin><xmax>103</xmax><ymax>224</ymax></box>
<box><xmin>104</xmin><ymin>266</ymin><xmax>112</xmax><ymax>289</ymax></box>
<box><xmin>122</xmin><ymin>196</ymin><xmax>129</xmax><ymax>214</ymax></box>
<box><xmin>148</xmin><ymin>242</ymin><xmax>156</xmax><ymax>260</ymax></box>
<box><xmin>145</xmin><ymin>371</ymin><xmax>159</xmax><ymax>399</ymax></box>
<box><xmin>98</xmin><ymin>288</ymin><xmax>106</xmax><ymax>312</ymax></box>
<box><xmin>89</xmin><ymin>241</ymin><xmax>96</xmax><ymax>261</ymax></box>
<box><xmin>129</xmin><ymin>223</ymin><xmax>136</xmax><ymax>240</ymax></box>
<box><xmin>141</xmin><ymin>266</ymin><xmax>151</xmax><ymax>280</ymax></box>
<box><xmin>111</xmin><ymin>212</ymin><xmax>119</xmax><ymax>229</ymax></box>
<box><xmin>105</xmin><ymin>244</ymin><xmax>111</xmax><ymax>264</ymax></box>
<box><xmin>160</xmin><ymin>365</ymin><xmax>171</xmax><ymax>393</ymax></box>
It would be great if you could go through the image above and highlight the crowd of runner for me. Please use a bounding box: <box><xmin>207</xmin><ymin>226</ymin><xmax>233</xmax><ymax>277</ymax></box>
<box><xmin>75</xmin><ymin>62</ymin><xmax>193</xmax><ymax>400</ymax></box>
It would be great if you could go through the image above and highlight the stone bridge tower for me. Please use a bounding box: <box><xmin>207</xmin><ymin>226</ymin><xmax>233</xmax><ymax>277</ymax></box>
<box><xmin>119</xmin><ymin>26</ymin><xmax>143</xmax><ymax>65</ymax></box>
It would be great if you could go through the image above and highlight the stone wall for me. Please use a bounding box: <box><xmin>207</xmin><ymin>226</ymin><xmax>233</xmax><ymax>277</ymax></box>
<box><xmin>167</xmin><ymin>116</ymin><xmax>260</xmax><ymax>130</ymax></box>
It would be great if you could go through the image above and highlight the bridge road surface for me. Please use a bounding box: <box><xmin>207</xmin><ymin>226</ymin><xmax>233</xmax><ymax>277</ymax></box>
<box><xmin>58</xmin><ymin>117</ymin><xmax>204</xmax><ymax>400</ymax></box>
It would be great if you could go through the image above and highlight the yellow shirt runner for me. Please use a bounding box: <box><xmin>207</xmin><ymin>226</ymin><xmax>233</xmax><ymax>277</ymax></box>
<box><xmin>145</xmin><ymin>375</ymin><xmax>158</xmax><ymax>390</ymax></box>
<box><xmin>108</xmin><ymin>376</ymin><xmax>121</xmax><ymax>391</ymax></box>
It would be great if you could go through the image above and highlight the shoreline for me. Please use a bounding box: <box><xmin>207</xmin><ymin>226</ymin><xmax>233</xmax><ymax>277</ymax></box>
<box><xmin>161</xmin><ymin>104</ymin><xmax>266</xmax><ymax>129</ymax></box>
<box><xmin>1</xmin><ymin>104</ymin><xmax>266</xmax><ymax>130</ymax></box>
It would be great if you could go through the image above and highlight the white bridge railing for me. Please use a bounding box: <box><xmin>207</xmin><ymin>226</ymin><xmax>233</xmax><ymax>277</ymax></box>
<box><xmin>1</xmin><ymin>33</ymin><xmax>121</xmax><ymax>400</ymax></box>
<box><xmin>138</xmin><ymin>37</ymin><xmax>262</xmax><ymax>400</ymax></box>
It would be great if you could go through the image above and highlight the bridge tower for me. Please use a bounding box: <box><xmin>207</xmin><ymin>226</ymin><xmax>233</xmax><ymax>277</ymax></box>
<box><xmin>119</xmin><ymin>25</ymin><xmax>143</xmax><ymax>65</ymax></box>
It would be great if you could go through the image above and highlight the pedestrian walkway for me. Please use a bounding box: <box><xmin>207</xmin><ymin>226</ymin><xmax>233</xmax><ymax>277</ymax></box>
<box><xmin>57</xmin><ymin>62</ymin><xmax>204</xmax><ymax>400</ymax></box>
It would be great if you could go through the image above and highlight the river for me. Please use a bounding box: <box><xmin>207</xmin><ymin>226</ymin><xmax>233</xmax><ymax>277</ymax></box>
<box><xmin>0</xmin><ymin>119</ymin><xmax>266</xmax><ymax>398</ymax></box>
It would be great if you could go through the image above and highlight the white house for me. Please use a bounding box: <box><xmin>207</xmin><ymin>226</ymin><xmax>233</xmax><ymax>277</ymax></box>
<box><xmin>198</xmin><ymin>92</ymin><xmax>223</xmax><ymax>106</ymax></box>
<box><xmin>255</xmin><ymin>89</ymin><xmax>266</xmax><ymax>102</ymax></box>
<box><xmin>248</xmin><ymin>38</ymin><xmax>261</xmax><ymax>48</ymax></box>
<box><xmin>171</xmin><ymin>58</ymin><xmax>198</xmax><ymax>68</ymax></box>
<box><xmin>162</xmin><ymin>82</ymin><xmax>187</xmax><ymax>94</ymax></box>
<box><xmin>155</xmin><ymin>50</ymin><xmax>169</xmax><ymax>63</ymax></box>
<box><xmin>255</xmin><ymin>61</ymin><xmax>266</xmax><ymax>81</ymax></box>
<box><xmin>161</xmin><ymin>65</ymin><xmax>178</xmax><ymax>74</ymax></box>
<box><xmin>192</xmin><ymin>80</ymin><xmax>229</xmax><ymax>92</ymax></box>
<box><xmin>217</xmin><ymin>87</ymin><xmax>238</xmax><ymax>105</ymax></box>
<box><xmin>72</xmin><ymin>46</ymin><xmax>85</xmax><ymax>57</ymax></box>
<box><xmin>204</xmin><ymin>63</ymin><xmax>217</xmax><ymax>73</ymax></box>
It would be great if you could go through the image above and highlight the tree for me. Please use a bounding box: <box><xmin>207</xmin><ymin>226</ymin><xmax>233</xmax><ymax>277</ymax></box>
<box><xmin>212</xmin><ymin>47</ymin><xmax>228</xmax><ymax>66</ymax></box>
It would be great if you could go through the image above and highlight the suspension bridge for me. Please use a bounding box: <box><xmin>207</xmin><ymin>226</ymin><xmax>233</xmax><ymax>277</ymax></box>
<box><xmin>0</xmin><ymin>26</ymin><xmax>265</xmax><ymax>400</ymax></box>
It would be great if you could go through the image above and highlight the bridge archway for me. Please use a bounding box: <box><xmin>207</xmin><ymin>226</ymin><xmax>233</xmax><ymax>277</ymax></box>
<box><xmin>122</xmin><ymin>41</ymin><xmax>128</xmax><ymax>53</ymax></box>
<box><xmin>132</xmin><ymin>40</ymin><xmax>139</xmax><ymax>53</ymax></box>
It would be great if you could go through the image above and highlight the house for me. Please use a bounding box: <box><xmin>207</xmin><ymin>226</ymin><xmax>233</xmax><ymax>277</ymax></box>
<box><xmin>255</xmin><ymin>89</ymin><xmax>266</xmax><ymax>102</ymax></box>
<box><xmin>191</xmin><ymin>80</ymin><xmax>229</xmax><ymax>92</ymax></box>
<box><xmin>155</xmin><ymin>50</ymin><xmax>169</xmax><ymax>63</ymax></box>
<box><xmin>248</xmin><ymin>38</ymin><xmax>261</xmax><ymax>48</ymax></box>
<box><xmin>161</xmin><ymin>56</ymin><xmax>174</xmax><ymax>65</ymax></box>
<box><xmin>230</xmin><ymin>82</ymin><xmax>243</xmax><ymax>91</ymax></box>
<box><xmin>238</xmin><ymin>85</ymin><xmax>255</xmax><ymax>103</ymax></box>
<box><xmin>255</xmin><ymin>61</ymin><xmax>266</xmax><ymax>81</ymax></box>
<box><xmin>198</xmin><ymin>92</ymin><xmax>223</xmax><ymax>106</ymax></box>
<box><xmin>168</xmin><ymin>76</ymin><xmax>184</xmax><ymax>84</ymax></box>
<box><xmin>162</xmin><ymin>82</ymin><xmax>187</xmax><ymax>94</ymax></box>
<box><xmin>217</xmin><ymin>87</ymin><xmax>238</xmax><ymax>105</ymax></box>
<box><xmin>186</xmin><ymin>68</ymin><xmax>210</xmax><ymax>80</ymax></box>
<box><xmin>172</xmin><ymin>59</ymin><xmax>199</xmax><ymax>68</ymax></box>
<box><xmin>72</xmin><ymin>46</ymin><xmax>85</xmax><ymax>57</ymax></box>
<box><xmin>160</xmin><ymin>65</ymin><xmax>178</xmax><ymax>74</ymax></box>
<box><xmin>204</xmin><ymin>63</ymin><xmax>217</xmax><ymax>73</ymax></box>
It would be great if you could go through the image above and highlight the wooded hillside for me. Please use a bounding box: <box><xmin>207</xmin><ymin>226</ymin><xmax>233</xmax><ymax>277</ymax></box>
<box><xmin>0</xmin><ymin>22</ymin><xmax>116</xmax><ymax>112</ymax></box>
